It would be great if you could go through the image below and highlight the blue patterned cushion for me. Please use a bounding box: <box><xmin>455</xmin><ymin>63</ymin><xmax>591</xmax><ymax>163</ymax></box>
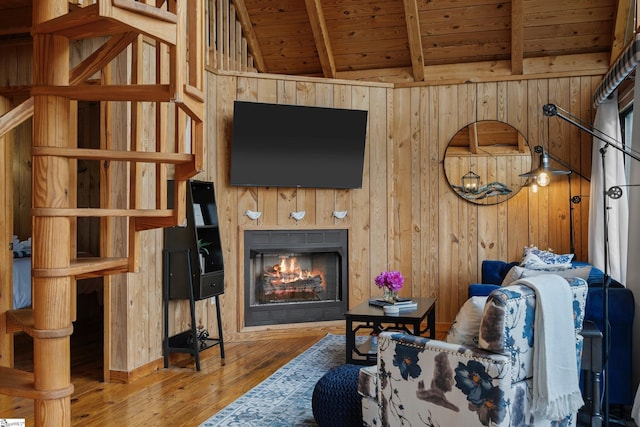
<box><xmin>521</xmin><ymin>246</ymin><xmax>573</xmax><ymax>269</ymax></box>
<box><xmin>479</xmin><ymin>278</ymin><xmax>588</xmax><ymax>384</ymax></box>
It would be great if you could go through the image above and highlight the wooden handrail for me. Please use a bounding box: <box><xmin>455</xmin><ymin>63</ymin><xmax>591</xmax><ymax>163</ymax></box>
<box><xmin>0</xmin><ymin>97</ymin><xmax>34</xmax><ymax>138</ymax></box>
<box><xmin>32</xmin><ymin>147</ymin><xmax>193</xmax><ymax>163</ymax></box>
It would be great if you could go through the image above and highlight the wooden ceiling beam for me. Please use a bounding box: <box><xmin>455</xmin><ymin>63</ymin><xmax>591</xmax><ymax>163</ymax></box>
<box><xmin>402</xmin><ymin>0</ymin><xmax>425</xmax><ymax>82</ymax></box>
<box><xmin>232</xmin><ymin>0</ymin><xmax>267</xmax><ymax>72</ymax></box>
<box><xmin>304</xmin><ymin>0</ymin><xmax>336</xmax><ymax>79</ymax></box>
<box><xmin>610</xmin><ymin>0</ymin><xmax>632</xmax><ymax>65</ymax></box>
<box><xmin>511</xmin><ymin>0</ymin><xmax>524</xmax><ymax>75</ymax></box>
<box><xmin>469</xmin><ymin>122</ymin><xmax>479</xmax><ymax>154</ymax></box>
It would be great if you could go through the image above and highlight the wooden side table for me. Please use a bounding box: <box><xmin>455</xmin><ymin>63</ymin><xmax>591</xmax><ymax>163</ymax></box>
<box><xmin>344</xmin><ymin>297</ymin><xmax>436</xmax><ymax>365</ymax></box>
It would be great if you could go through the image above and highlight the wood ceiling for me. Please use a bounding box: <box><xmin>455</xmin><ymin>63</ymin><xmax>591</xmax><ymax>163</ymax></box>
<box><xmin>233</xmin><ymin>0</ymin><xmax>629</xmax><ymax>84</ymax></box>
<box><xmin>0</xmin><ymin>0</ymin><xmax>630</xmax><ymax>84</ymax></box>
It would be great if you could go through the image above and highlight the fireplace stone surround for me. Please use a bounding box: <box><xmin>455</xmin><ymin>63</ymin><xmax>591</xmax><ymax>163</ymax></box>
<box><xmin>243</xmin><ymin>229</ymin><xmax>348</xmax><ymax>327</ymax></box>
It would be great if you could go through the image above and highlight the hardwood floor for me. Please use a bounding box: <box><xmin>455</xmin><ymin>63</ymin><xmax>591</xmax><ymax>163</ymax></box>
<box><xmin>1</xmin><ymin>319</ymin><xmax>329</xmax><ymax>426</ymax></box>
<box><xmin>4</xmin><ymin>320</ymin><xmax>636</xmax><ymax>427</ymax></box>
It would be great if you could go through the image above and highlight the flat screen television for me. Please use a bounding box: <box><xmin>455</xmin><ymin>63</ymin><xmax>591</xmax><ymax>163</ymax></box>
<box><xmin>230</xmin><ymin>101</ymin><xmax>368</xmax><ymax>189</ymax></box>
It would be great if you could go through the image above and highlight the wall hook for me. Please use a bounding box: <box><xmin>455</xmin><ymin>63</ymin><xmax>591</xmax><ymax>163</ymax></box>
<box><xmin>245</xmin><ymin>210</ymin><xmax>262</xmax><ymax>220</ymax></box>
<box><xmin>332</xmin><ymin>210</ymin><xmax>348</xmax><ymax>219</ymax></box>
<box><xmin>290</xmin><ymin>211</ymin><xmax>306</xmax><ymax>220</ymax></box>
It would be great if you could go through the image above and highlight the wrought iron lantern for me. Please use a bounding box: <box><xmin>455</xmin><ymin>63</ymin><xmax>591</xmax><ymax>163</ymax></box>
<box><xmin>461</xmin><ymin>170</ymin><xmax>480</xmax><ymax>193</ymax></box>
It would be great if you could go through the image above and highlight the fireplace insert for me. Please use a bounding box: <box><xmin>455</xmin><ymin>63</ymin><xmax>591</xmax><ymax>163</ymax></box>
<box><xmin>244</xmin><ymin>229</ymin><xmax>348</xmax><ymax>326</ymax></box>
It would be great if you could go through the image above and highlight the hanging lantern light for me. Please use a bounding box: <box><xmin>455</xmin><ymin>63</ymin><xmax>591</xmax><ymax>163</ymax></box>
<box><xmin>462</xmin><ymin>170</ymin><xmax>481</xmax><ymax>193</ymax></box>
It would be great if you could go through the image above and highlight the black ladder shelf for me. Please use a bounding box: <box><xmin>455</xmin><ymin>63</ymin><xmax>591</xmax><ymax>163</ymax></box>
<box><xmin>163</xmin><ymin>248</ymin><xmax>224</xmax><ymax>371</ymax></box>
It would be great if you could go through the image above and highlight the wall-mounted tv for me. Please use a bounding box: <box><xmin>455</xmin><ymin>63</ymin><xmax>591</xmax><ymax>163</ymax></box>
<box><xmin>230</xmin><ymin>101</ymin><xmax>368</xmax><ymax>189</ymax></box>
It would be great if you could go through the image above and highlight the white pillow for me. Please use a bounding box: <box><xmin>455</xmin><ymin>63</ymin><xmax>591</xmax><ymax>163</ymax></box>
<box><xmin>499</xmin><ymin>266</ymin><xmax>517</xmax><ymax>286</ymax></box>
<box><xmin>501</xmin><ymin>265</ymin><xmax>592</xmax><ymax>286</ymax></box>
<box><xmin>446</xmin><ymin>296</ymin><xmax>487</xmax><ymax>346</ymax></box>
<box><xmin>521</xmin><ymin>246</ymin><xmax>573</xmax><ymax>269</ymax></box>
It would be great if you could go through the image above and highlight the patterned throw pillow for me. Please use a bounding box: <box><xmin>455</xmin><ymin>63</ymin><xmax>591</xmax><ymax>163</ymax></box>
<box><xmin>446</xmin><ymin>296</ymin><xmax>487</xmax><ymax>347</ymax></box>
<box><xmin>521</xmin><ymin>246</ymin><xmax>573</xmax><ymax>269</ymax></box>
<box><xmin>501</xmin><ymin>265</ymin><xmax>592</xmax><ymax>286</ymax></box>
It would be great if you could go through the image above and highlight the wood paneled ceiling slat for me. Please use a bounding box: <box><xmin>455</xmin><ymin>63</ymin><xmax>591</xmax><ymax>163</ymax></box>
<box><xmin>524</xmin><ymin>35</ymin><xmax>613</xmax><ymax>57</ymax></box>
<box><xmin>320</xmin><ymin>0</ymin><xmax>406</xmax><ymax>20</ymax></box>
<box><xmin>525</xmin><ymin>7</ymin><xmax>615</xmax><ymax>26</ymax></box>
<box><xmin>0</xmin><ymin>0</ymin><xmax>622</xmax><ymax>84</ymax></box>
<box><xmin>418</xmin><ymin>2</ymin><xmax>511</xmax><ymax>27</ymax></box>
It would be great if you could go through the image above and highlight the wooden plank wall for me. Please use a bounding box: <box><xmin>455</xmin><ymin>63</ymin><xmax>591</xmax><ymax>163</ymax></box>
<box><xmin>206</xmin><ymin>71</ymin><xmax>597</xmax><ymax>340</ymax></box>
<box><xmin>1</xmin><ymin>39</ymin><xmax>596</xmax><ymax>372</ymax></box>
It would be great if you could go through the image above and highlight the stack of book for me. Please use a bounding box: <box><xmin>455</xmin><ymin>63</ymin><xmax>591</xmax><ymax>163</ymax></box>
<box><xmin>368</xmin><ymin>297</ymin><xmax>417</xmax><ymax>311</ymax></box>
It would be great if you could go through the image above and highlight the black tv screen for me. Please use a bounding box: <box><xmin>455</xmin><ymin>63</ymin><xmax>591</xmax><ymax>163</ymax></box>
<box><xmin>230</xmin><ymin>101</ymin><xmax>368</xmax><ymax>189</ymax></box>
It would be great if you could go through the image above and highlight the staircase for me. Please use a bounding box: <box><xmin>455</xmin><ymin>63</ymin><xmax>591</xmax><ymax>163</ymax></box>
<box><xmin>0</xmin><ymin>1</ymin><xmax>204</xmax><ymax>425</ymax></box>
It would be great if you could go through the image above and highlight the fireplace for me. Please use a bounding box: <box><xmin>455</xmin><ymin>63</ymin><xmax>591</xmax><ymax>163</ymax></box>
<box><xmin>244</xmin><ymin>229</ymin><xmax>348</xmax><ymax>326</ymax></box>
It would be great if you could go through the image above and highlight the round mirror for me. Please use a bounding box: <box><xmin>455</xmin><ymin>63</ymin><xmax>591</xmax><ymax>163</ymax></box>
<box><xmin>444</xmin><ymin>121</ymin><xmax>532</xmax><ymax>205</ymax></box>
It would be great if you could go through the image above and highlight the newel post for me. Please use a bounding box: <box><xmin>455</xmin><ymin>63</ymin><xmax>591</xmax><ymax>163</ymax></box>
<box><xmin>32</xmin><ymin>1</ymin><xmax>74</xmax><ymax>426</ymax></box>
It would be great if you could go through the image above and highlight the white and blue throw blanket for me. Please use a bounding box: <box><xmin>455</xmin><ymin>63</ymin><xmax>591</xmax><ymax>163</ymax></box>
<box><xmin>513</xmin><ymin>275</ymin><xmax>584</xmax><ymax>420</ymax></box>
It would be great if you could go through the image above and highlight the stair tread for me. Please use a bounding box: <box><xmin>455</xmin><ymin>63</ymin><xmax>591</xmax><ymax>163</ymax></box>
<box><xmin>32</xmin><ymin>208</ymin><xmax>174</xmax><ymax>218</ymax></box>
<box><xmin>32</xmin><ymin>257</ymin><xmax>130</xmax><ymax>278</ymax></box>
<box><xmin>6</xmin><ymin>309</ymin><xmax>73</xmax><ymax>339</ymax></box>
<box><xmin>32</xmin><ymin>4</ymin><xmax>126</xmax><ymax>39</ymax></box>
<box><xmin>0</xmin><ymin>367</ymin><xmax>74</xmax><ymax>400</ymax></box>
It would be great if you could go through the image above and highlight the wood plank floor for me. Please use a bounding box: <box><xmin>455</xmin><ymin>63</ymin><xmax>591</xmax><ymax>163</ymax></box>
<box><xmin>3</xmin><ymin>319</ymin><xmax>636</xmax><ymax>427</ymax></box>
<box><xmin>0</xmin><ymin>317</ymin><xmax>329</xmax><ymax>426</ymax></box>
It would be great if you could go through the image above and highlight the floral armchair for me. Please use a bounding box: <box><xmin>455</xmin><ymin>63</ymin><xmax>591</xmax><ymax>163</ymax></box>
<box><xmin>358</xmin><ymin>277</ymin><xmax>588</xmax><ymax>427</ymax></box>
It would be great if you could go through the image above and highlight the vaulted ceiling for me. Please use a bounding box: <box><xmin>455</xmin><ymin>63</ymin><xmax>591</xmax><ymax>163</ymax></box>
<box><xmin>232</xmin><ymin>0</ymin><xmax>630</xmax><ymax>84</ymax></box>
<box><xmin>0</xmin><ymin>0</ymin><xmax>631</xmax><ymax>85</ymax></box>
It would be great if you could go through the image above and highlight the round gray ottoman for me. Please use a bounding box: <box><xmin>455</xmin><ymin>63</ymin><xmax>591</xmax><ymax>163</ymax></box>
<box><xmin>312</xmin><ymin>363</ymin><xmax>363</xmax><ymax>427</ymax></box>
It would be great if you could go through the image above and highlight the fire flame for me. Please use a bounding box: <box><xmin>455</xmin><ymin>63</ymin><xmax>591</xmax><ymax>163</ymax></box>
<box><xmin>270</xmin><ymin>256</ymin><xmax>318</xmax><ymax>285</ymax></box>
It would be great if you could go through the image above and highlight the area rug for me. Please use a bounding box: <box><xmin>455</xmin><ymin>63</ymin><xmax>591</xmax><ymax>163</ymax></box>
<box><xmin>200</xmin><ymin>333</ymin><xmax>353</xmax><ymax>426</ymax></box>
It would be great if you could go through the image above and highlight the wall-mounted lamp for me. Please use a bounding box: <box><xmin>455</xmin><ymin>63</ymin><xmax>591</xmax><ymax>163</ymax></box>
<box><xmin>461</xmin><ymin>170</ymin><xmax>481</xmax><ymax>193</ymax></box>
<box><xmin>519</xmin><ymin>145</ymin><xmax>571</xmax><ymax>186</ymax></box>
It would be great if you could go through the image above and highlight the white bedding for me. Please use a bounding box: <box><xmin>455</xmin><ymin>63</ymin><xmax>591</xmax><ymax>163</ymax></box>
<box><xmin>13</xmin><ymin>257</ymin><xmax>31</xmax><ymax>309</ymax></box>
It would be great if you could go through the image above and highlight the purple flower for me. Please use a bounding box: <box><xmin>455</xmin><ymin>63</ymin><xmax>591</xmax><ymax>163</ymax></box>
<box><xmin>374</xmin><ymin>270</ymin><xmax>404</xmax><ymax>291</ymax></box>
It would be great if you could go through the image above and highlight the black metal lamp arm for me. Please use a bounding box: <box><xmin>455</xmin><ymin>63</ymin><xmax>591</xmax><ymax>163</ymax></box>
<box><xmin>543</xmin><ymin>104</ymin><xmax>640</xmax><ymax>163</ymax></box>
<box><xmin>543</xmin><ymin>103</ymin><xmax>638</xmax><ymax>427</ymax></box>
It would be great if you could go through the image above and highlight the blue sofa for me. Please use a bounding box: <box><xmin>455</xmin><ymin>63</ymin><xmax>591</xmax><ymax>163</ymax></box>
<box><xmin>469</xmin><ymin>260</ymin><xmax>635</xmax><ymax>406</ymax></box>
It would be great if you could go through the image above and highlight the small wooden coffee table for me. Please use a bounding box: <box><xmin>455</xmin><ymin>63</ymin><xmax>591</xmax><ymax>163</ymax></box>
<box><xmin>345</xmin><ymin>297</ymin><xmax>436</xmax><ymax>365</ymax></box>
